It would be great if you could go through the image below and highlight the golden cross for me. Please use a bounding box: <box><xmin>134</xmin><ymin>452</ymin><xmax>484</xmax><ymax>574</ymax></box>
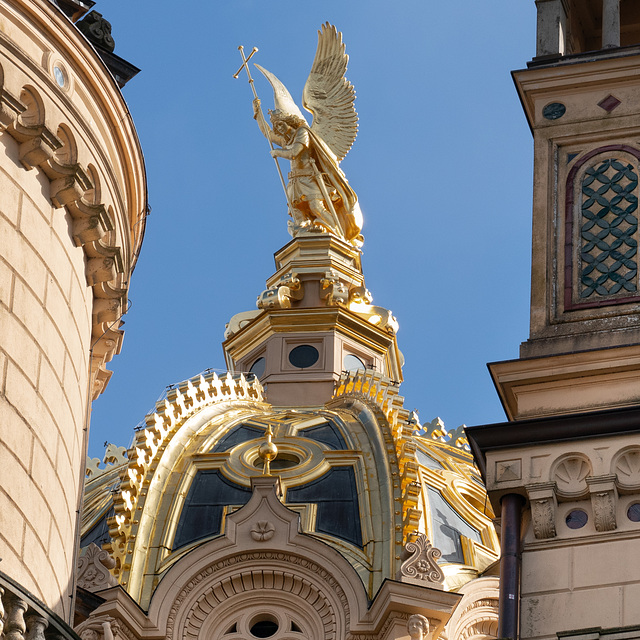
<box><xmin>233</xmin><ymin>46</ymin><xmax>259</xmax><ymax>87</ymax></box>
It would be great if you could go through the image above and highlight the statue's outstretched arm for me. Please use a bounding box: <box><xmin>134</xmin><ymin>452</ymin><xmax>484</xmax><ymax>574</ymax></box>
<box><xmin>252</xmin><ymin>98</ymin><xmax>284</xmax><ymax>146</ymax></box>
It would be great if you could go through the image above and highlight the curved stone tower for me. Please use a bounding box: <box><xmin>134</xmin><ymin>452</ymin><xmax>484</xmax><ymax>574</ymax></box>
<box><xmin>0</xmin><ymin>0</ymin><xmax>146</xmax><ymax>622</ymax></box>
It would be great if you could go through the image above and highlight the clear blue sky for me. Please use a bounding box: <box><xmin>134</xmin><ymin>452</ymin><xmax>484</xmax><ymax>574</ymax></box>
<box><xmin>88</xmin><ymin>1</ymin><xmax>538</xmax><ymax>460</ymax></box>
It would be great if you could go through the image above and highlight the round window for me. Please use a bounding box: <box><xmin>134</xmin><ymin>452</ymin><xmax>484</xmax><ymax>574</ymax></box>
<box><xmin>565</xmin><ymin>509</ymin><xmax>588</xmax><ymax>529</ymax></box>
<box><xmin>288</xmin><ymin>345</ymin><xmax>319</xmax><ymax>368</ymax></box>
<box><xmin>250</xmin><ymin>615</ymin><xmax>279</xmax><ymax>638</ymax></box>
<box><xmin>343</xmin><ymin>354</ymin><xmax>365</xmax><ymax>371</ymax></box>
<box><xmin>249</xmin><ymin>356</ymin><xmax>266</xmax><ymax>379</ymax></box>
<box><xmin>627</xmin><ymin>503</ymin><xmax>640</xmax><ymax>522</ymax></box>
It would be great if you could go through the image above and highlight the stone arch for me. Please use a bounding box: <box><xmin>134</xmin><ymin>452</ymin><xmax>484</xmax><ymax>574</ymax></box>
<box><xmin>202</xmin><ymin>589</ymin><xmax>323</xmax><ymax>640</ymax></box>
<box><xmin>186</xmin><ymin>565</ymin><xmax>340</xmax><ymax>639</ymax></box>
<box><xmin>146</xmin><ymin>479</ymin><xmax>369</xmax><ymax>640</ymax></box>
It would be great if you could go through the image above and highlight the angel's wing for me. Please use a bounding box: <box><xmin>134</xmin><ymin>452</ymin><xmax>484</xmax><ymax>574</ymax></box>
<box><xmin>303</xmin><ymin>23</ymin><xmax>357</xmax><ymax>162</ymax></box>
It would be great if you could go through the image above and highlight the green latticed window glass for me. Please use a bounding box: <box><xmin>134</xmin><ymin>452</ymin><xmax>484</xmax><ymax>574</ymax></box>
<box><xmin>580</xmin><ymin>159</ymin><xmax>638</xmax><ymax>299</ymax></box>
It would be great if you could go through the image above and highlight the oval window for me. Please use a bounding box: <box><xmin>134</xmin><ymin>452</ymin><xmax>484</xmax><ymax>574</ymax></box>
<box><xmin>288</xmin><ymin>345</ymin><xmax>319</xmax><ymax>368</ymax></box>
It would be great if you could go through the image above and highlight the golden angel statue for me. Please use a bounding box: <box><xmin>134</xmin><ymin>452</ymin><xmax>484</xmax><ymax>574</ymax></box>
<box><xmin>251</xmin><ymin>23</ymin><xmax>363</xmax><ymax>247</ymax></box>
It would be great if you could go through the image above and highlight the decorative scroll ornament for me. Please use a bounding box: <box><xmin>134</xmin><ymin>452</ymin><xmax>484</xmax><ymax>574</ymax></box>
<box><xmin>76</xmin><ymin>543</ymin><xmax>117</xmax><ymax>591</ymax></box>
<box><xmin>257</xmin><ymin>272</ymin><xmax>303</xmax><ymax>310</ymax></box>
<box><xmin>399</xmin><ymin>534</ymin><xmax>445</xmax><ymax>586</ymax></box>
<box><xmin>76</xmin><ymin>11</ymin><xmax>115</xmax><ymax>52</ymax></box>
<box><xmin>591</xmin><ymin>490</ymin><xmax>617</xmax><ymax>532</ymax></box>
<box><xmin>321</xmin><ymin>269</ymin><xmax>350</xmax><ymax>306</ymax></box>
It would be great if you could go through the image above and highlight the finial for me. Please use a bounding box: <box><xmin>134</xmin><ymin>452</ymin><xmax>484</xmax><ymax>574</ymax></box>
<box><xmin>258</xmin><ymin>425</ymin><xmax>278</xmax><ymax>476</ymax></box>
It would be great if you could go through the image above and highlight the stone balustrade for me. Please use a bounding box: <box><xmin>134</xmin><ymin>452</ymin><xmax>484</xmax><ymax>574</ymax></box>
<box><xmin>0</xmin><ymin>572</ymin><xmax>78</xmax><ymax>640</ymax></box>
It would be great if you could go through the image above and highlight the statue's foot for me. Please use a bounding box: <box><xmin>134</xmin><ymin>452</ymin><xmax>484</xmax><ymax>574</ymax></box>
<box><xmin>310</xmin><ymin>223</ymin><xmax>333</xmax><ymax>234</ymax></box>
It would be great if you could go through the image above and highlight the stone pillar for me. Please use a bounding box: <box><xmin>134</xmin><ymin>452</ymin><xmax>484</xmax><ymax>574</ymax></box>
<box><xmin>535</xmin><ymin>0</ymin><xmax>568</xmax><ymax>57</ymax></box>
<box><xmin>602</xmin><ymin>0</ymin><xmax>621</xmax><ymax>48</ymax></box>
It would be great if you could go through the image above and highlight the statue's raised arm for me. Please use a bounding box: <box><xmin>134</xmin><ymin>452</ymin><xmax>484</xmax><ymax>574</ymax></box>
<box><xmin>251</xmin><ymin>23</ymin><xmax>363</xmax><ymax>247</ymax></box>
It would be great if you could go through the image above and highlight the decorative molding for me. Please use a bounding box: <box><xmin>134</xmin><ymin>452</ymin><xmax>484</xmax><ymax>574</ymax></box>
<box><xmin>332</xmin><ymin>369</ymin><xmax>423</xmax><ymax>548</ymax></box>
<box><xmin>444</xmin><ymin>576</ymin><xmax>499</xmax><ymax>640</ymax></box>
<box><xmin>457</xmin><ymin>616</ymin><xmax>499</xmax><ymax>640</ymax></box>
<box><xmin>86</xmin><ymin>444</ymin><xmax>128</xmax><ymax>480</ymax></box>
<box><xmin>413</xmin><ymin>417</ymin><xmax>471</xmax><ymax>452</ymax></box>
<box><xmin>398</xmin><ymin>534</ymin><xmax>445</xmax><ymax>587</ymax></box>
<box><xmin>346</xmin><ymin>611</ymin><xmax>411</xmax><ymax>640</ymax></box>
<box><xmin>495</xmin><ymin>459</ymin><xmax>522</xmax><ymax>483</ymax></box>
<box><xmin>332</xmin><ymin>370</ymin><xmax>477</xmax><ymax>559</ymax></box>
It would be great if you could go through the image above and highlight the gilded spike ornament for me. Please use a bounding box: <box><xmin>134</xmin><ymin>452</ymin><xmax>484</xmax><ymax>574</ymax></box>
<box><xmin>237</xmin><ymin>23</ymin><xmax>363</xmax><ymax>247</ymax></box>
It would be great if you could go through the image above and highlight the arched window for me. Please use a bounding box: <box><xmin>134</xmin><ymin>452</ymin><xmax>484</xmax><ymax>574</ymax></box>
<box><xmin>565</xmin><ymin>146</ymin><xmax>640</xmax><ymax>310</ymax></box>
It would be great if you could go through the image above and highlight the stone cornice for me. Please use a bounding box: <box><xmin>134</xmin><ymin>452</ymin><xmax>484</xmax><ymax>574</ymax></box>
<box><xmin>465</xmin><ymin>405</ymin><xmax>640</xmax><ymax>480</ymax></box>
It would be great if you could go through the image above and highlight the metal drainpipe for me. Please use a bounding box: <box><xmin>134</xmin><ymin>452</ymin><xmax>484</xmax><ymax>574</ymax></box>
<box><xmin>498</xmin><ymin>493</ymin><xmax>525</xmax><ymax>640</ymax></box>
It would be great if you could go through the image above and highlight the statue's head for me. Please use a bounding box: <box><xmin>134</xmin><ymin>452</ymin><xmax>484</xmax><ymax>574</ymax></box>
<box><xmin>80</xmin><ymin>629</ymin><xmax>99</xmax><ymax>640</ymax></box>
<box><xmin>407</xmin><ymin>614</ymin><xmax>430</xmax><ymax>640</ymax></box>
<box><xmin>269</xmin><ymin>109</ymin><xmax>305</xmax><ymax>133</ymax></box>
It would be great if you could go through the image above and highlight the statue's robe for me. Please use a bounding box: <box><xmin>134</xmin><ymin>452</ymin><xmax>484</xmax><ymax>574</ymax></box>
<box><xmin>287</xmin><ymin>125</ymin><xmax>362</xmax><ymax>243</ymax></box>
